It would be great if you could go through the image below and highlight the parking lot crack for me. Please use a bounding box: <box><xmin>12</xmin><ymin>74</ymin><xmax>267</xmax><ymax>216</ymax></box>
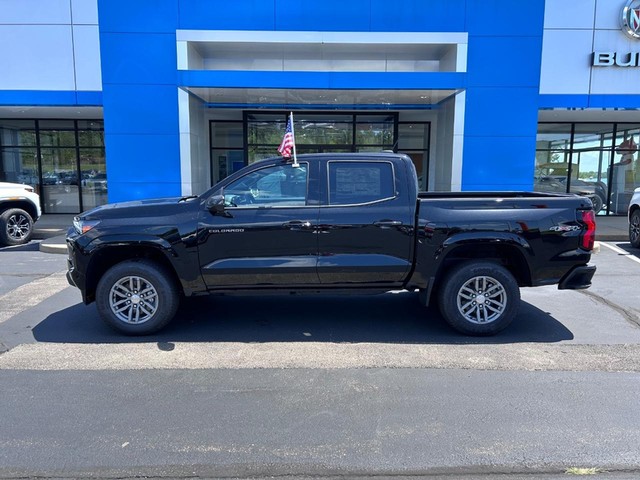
<box><xmin>578</xmin><ymin>289</ymin><xmax>640</xmax><ymax>329</ymax></box>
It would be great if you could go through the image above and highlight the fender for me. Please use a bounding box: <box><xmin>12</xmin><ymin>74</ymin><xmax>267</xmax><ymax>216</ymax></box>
<box><xmin>85</xmin><ymin>233</ymin><xmax>177</xmax><ymax>257</ymax></box>
<box><xmin>78</xmin><ymin>233</ymin><xmax>206</xmax><ymax>299</ymax></box>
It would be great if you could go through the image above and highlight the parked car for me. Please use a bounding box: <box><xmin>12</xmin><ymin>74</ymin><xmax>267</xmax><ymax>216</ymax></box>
<box><xmin>66</xmin><ymin>153</ymin><xmax>596</xmax><ymax>336</ymax></box>
<box><xmin>628</xmin><ymin>187</ymin><xmax>640</xmax><ymax>247</ymax></box>
<box><xmin>534</xmin><ymin>175</ymin><xmax>606</xmax><ymax>214</ymax></box>
<box><xmin>83</xmin><ymin>173</ymin><xmax>108</xmax><ymax>192</ymax></box>
<box><xmin>0</xmin><ymin>182</ymin><xmax>41</xmax><ymax>246</ymax></box>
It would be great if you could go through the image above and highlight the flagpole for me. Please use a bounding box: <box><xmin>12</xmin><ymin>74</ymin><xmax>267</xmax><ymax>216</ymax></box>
<box><xmin>290</xmin><ymin>112</ymin><xmax>299</xmax><ymax>168</ymax></box>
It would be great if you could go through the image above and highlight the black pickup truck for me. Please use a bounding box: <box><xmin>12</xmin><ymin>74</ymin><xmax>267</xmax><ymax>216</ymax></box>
<box><xmin>66</xmin><ymin>153</ymin><xmax>596</xmax><ymax>336</ymax></box>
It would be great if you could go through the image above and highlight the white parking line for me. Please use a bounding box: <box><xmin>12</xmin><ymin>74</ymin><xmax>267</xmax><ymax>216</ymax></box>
<box><xmin>600</xmin><ymin>242</ymin><xmax>640</xmax><ymax>266</ymax></box>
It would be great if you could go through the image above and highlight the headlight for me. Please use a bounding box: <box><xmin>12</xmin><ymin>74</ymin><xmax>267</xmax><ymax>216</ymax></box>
<box><xmin>73</xmin><ymin>217</ymin><xmax>101</xmax><ymax>234</ymax></box>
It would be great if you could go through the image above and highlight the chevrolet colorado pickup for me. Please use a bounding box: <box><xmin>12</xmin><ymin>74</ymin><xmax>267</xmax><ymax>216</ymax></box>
<box><xmin>66</xmin><ymin>153</ymin><xmax>596</xmax><ymax>336</ymax></box>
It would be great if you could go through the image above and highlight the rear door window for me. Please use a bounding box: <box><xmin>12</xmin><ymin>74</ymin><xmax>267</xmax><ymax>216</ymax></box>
<box><xmin>328</xmin><ymin>161</ymin><xmax>395</xmax><ymax>206</ymax></box>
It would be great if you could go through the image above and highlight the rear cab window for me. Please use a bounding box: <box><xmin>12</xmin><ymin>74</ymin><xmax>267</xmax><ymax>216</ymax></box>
<box><xmin>327</xmin><ymin>161</ymin><xmax>396</xmax><ymax>206</ymax></box>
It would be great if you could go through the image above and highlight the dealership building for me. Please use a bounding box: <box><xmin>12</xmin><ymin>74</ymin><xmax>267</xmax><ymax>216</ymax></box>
<box><xmin>1</xmin><ymin>0</ymin><xmax>640</xmax><ymax>215</ymax></box>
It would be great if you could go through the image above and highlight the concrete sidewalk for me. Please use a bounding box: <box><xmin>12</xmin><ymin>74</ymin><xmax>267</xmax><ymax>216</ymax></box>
<box><xmin>34</xmin><ymin>212</ymin><xmax>631</xmax><ymax>255</ymax></box>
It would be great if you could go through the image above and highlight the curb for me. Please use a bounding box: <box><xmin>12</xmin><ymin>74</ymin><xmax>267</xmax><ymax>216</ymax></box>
<box><xmin>39</xmin><ymin>234</ymin><xmax>67</xmax><ymax>255</ymax></box>
<box><xmin>39</xmin><ymin>241</ymin><xmax>67</xmax><ymax>255</ymax></box>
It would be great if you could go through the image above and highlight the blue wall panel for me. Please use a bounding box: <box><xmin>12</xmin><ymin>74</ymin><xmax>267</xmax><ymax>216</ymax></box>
<box><xmin>275</xmin><ymin>0</ymin><xmax>371</xmax><ymax>31</ymax></box>
<box><xmin>465</xmin><ymin>0</ymin><xmax>545</xmax><ymax>36</ymax></box>
<box><xmin>102</xmin><ymin>85</ymin><xmax>179</xmax><ymax>136</ymax></box>
<box><xmin>100</xmin><ymin>33</ymin><xmax>177</xmax><ymax>85</ymax></box>
<box><xmin>0</xmin><ymin>90</ymin><xmax>98</xmax><ymax>106</ymax></box>
<box><xmin>460</xmin><ymin>0</ymin><xmax>544</xmax><ymax>191</ymax></box>
<box><xmin>178</xmin><ymin>0</ymin><xmax>275</xmax><ymax>30</ymax></box>
<box><xmin>98</xmin><ymin>0</ymin><xmax>178</xmax><ymax>33</ymax></box>
<box><xmin>461</xmin><ymin>136</ymin><xmax>536</xmax><ymax>191</ymax></box>
<box><xmin>466</xmin><ymin>36</ymin><xmax>543</xmax><ymax>88</ymax></box>
<box><xmin>99</xmin><ymin>0</ymin><xmax>180</xmax><ymax>202</ymax></box>
<box><xmin>105</xmin><ymin>134</ymin><xmax>181</xmax><ymax>184</ymax></box>
<box><xmin>464</xmin><ymin>87</ymin><xmax>539</xmax><ymax>137</ymax></box>
<box><xmin>370</xmin><ymin>0</ymin><xmax>465</xmax><ymax>32</ymax></box>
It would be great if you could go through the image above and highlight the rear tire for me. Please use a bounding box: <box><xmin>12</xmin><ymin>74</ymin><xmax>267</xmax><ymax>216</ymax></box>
<box><xmin>437</xmin><ymin>261</ymin><xmax>520</xmax><ymax>336</ymax></box>
<box><xmin>96</xmin><ymin>260</ymin><xmax>180</xmax><ymax>335</ymax></box>
<box><xmin>630</xmin><ymin>210</ymin><xmax>640</xmax><ymax>248</ymax></box>
<box><xmin>0</xmin><ymin>208</ymin><xmax>33</xmax><ymax>246</ymax></box>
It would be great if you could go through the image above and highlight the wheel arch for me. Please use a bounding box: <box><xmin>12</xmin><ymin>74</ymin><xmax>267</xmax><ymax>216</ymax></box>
<box><xmin>84</xmin><ymin>244</ymin><xmax>183</xmax><ymax>304</ymax></box>
<box><xmin>0</xmin><ymin>201</ymin><xmax>38</xmax><ymax>221</ymax></box>
<box><xmin>434</xmin><ymin>241</ymin><xmax>532</xmax><ymax>294</ymax></box>
<box><xmin>629</xmin><ymin>203</ymin><xmax>640</xmax><ymax>222</ymax></box>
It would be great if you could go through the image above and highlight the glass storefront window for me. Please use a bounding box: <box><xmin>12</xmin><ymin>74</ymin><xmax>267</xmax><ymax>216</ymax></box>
<box><xmin>213</xmin><ymin>149</ymin><xmax>245</xmax><ymax>181</ymax></box>
<box><xmin>398</xmin><ymin>123</ymin><xmax>429</xmax><ymax>150</ymax></box>
<box><xmin>211</xmin><ymin>122</ymin><xmax>243</xmax><ymax>148</ymax></box>
<box><xmin>78</xmin><ymin>130</ymin><xmax>105</xmax><ymax>148</ymax></box>
<box><xmin>611</xmin><ymin>124</ymin><xmax>640</xmax><ymax>214</ymax></box>
<box><xmin>247</xmin><ymin>119</ymin><xmax>286</xmax><ymax>145</ymax></box>
<box><xmin>0</xmin><ymin>119</ymin><xmax>105</xmax><ymax>213</ymax></box>
<box><xmin>536</xmin><ymin>122</ymin><xmax>640</xmax><ymax>215</ymax></box>
<box><xmin>295</xmin><ymin>121</ymin><xmax>352</xmax><ymax>145</ymax></box>
<box><xmin>80</xmin><ymin>148</ymin><xmax>107</xmax><ymax>210</ymax></box>
<box><xmin>0</xmin><ymin>120</ymin><xmax>36</xmax><ymax>147</ymax></box>
<box><xmin>0</xmin><ymin>147</ymin><xmax>39</xmax><ymax>188</ymax></box>
<box><xmin>40</xmin><ymin>147</ymin><xmax>80</xmax><ymax>213</ymax></box>
<box><xmin>213</xmin><ymin>113</ymin><xmax>429</xmax><ymax>191</ymax></box>
<box><xmin>355</xmin><ymin>122</ymin><xmax>393</xmax><ymax>145</ymax></box>
<box><xmin>39</xmin><ymin>130</ymin><xmax>77</xmax><ymax>147</ymax></box>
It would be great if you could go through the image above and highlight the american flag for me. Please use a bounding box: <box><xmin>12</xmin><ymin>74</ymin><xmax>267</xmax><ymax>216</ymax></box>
<box><xmin>277</xmin><ymin>116</ymin><xmax>294</xmax><ymax>157</ymax></box>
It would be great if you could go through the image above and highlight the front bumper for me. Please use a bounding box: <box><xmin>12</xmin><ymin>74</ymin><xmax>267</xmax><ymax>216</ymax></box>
<box><xmin>558</xmin><ymin>264</ymin><xmax>596</xmax><ymax>290</ymax></box>
<box><xmin>65</xmin><ymin>233</ymin><xmax>90</xmax><ymax>302</ymax></box>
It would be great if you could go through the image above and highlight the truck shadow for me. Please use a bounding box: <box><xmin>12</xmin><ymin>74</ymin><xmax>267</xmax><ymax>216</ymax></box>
<box><xmin>32</xmin><ymin>292</ymin><xmax>574</xmax><ymax>344</ymax></box>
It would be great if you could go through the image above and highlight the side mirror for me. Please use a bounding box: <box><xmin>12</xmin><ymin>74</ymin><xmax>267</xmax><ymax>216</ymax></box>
<box><xmin>206</xmin><ymin>194</ymin><xmax>226</xmax><ymax>215</ymax></box>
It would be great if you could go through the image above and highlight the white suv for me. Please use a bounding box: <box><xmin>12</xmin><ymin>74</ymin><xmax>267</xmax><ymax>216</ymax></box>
<box><xmin>0</xmin><ymin>182</ymin><xmax>41</xmax><ymax>246</ymax></box>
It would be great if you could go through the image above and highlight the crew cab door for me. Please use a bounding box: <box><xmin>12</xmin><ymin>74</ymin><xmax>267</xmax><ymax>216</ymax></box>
<box><xmin>198</xmin><ymin>161</ymin><xmax>320</xmax><ymax>287</ymax></box>
<box><xmin>316</xmin><ymin>159</ymin><xmax>414</xmax><ymax>285</ymax></box>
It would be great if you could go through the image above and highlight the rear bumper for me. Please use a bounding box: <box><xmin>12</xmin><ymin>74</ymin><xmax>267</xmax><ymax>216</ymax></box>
<box><xmin>558</xmin><ymin>264</ymin><xmax>596</xmax><ymax>290</ymax></box>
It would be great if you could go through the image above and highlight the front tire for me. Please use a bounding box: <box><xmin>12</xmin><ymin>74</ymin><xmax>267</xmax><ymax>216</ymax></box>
<box><xmin>630</xmin><ymin>210</ymin><xmax>640</xmax><ymax>248</ymax></box>
<box><xmin>437</xmin><ymin>261</ymin><xmax>520</xmax><ymax>336</ymax></box>
<box><xmin>0</xmin><ymin>208</ymin><xmax>33</xmax><ymax>246</ymax></box>
<box><xmin>96</xmin><ymin>260</ymin><xmax>180</xmax><ymax>335</ymax></box>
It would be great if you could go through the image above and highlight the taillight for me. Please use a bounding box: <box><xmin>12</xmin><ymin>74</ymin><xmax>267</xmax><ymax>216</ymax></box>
<box><xmin>580</xmin><ymin>210</ymin><xmax>596</xmax><ymax>250</ymax></box>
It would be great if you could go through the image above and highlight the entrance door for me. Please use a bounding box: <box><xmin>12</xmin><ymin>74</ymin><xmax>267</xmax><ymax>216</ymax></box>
<box><xmin>199</xmin><ymin>161</ymin><xmax>320</xmax><ymax>288</ymax></box>
<box><xmin>316</xmin><ymin>159</ymin><xmax>414</xmax><ymax>286</ymax></box>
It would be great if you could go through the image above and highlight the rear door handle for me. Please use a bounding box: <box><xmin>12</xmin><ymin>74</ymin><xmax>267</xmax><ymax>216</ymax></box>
<box><xmin>374</xmin><ymin>220</ymin><xmax>402</xmax><ymax>228</ymax></box>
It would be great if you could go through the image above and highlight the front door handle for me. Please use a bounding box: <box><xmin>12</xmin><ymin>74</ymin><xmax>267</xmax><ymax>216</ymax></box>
<box><xmin>374</xmin><ymin>220</ymin><xmax>403</xmax><ymax>229</ymax></box>
<box><xmin>283</xmin><ymin>220</ymin><xmax>312</xmax><ymax>230</ymax></box>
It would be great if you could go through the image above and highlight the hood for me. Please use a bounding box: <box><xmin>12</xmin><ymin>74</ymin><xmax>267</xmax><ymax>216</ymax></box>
<box><xmin>81</xmin><ymin>196</ymin><xmax>198</xmax><ymax>220</ymax></box>
<box><xmin>0</xmin><ymin>182</ymin><xmax>35</xmax><ymax>192</ymax></box>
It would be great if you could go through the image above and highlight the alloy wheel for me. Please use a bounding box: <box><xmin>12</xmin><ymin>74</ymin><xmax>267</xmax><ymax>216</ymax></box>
<box><xmin>7</xmin><ymin>213</ymin><xmax>30</xmax><ymax>241</ymax></box>
<box><xmin>109</xmin><ymin>275</ymin><xmax>159</xmax><ymax>324</ymax></box>
<box><xmin>456</xmin><ymin>275</ymin><xmax>507</xmax><ymax>324</ymax></box>
<box><xmin>631</xmin><ymin>214</ymin><xmax>640</xmax><ymax>245</ymax></box>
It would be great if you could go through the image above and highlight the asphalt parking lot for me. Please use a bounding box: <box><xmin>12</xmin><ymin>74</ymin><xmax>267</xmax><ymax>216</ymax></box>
<box><xmin>1</xmin><ymin>238</ymin><xmax>640</xmax><ymax>478</ymax></box>
<box><xmin>1</xmin><ymin>239</ymin><xmax>640</xmax><ymax>367</ymax></box>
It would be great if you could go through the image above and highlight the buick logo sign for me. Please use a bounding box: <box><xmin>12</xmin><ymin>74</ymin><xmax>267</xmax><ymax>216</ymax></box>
<box><xmin>622</xmin><ymin>0</ymin><xmax>640</xmax><ymax>39</ymax></box>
